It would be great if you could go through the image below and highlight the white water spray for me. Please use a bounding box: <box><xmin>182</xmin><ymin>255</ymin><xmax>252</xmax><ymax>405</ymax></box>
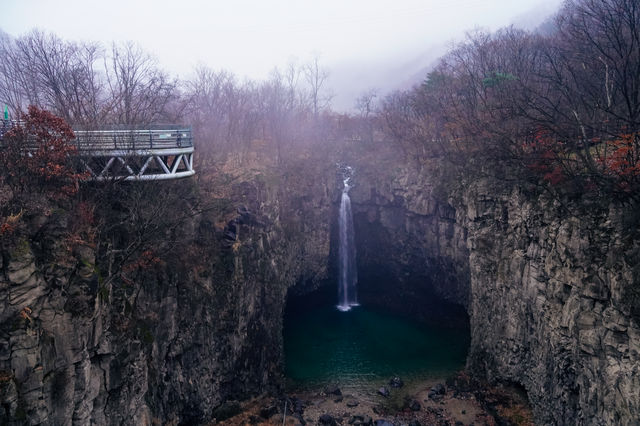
<box><xmin>337</xmin><ymin>167</ymin><xmax>358</xmax><ymax>312</ymax></box>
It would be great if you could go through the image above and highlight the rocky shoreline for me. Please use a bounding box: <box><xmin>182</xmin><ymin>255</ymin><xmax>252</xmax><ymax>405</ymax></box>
<box><xmin>214</xmin><ymin>373</ymin><xmax>533</xmax><ymax>425</ymax></box>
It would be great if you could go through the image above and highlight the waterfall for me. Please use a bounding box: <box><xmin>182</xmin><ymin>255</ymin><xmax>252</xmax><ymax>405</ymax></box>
<box><xmin>337</xmin><ymin>167</ymin><xmax>358</xmax><ymax>312</ymax></box>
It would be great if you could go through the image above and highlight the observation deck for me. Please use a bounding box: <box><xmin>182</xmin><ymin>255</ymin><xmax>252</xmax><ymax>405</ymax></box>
<box><xmin>0</xmin><ymin>120</ymin><xmax>195</xmax><ymax>181</ymax></box>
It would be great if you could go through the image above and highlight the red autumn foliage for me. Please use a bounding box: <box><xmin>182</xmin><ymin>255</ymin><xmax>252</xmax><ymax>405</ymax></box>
<box><xmin>523</xmin><ymin>130</ymin><xmax>567</xmax><ymax>185</ymax></box>
<box><xmin>542</xmin><ymin>166</ymin><xmax>566</xmax><ymax>186</ymax></box>
<box><xmin>0</xmin><ymin>222</ymin><xmax>14</xmax><ymax>235</ymax></box>
<box><xmin>603</xmin><ymin>133</ymin><xmax>640</xmax><ymax>178</ymax></box>
<box><xmin>0</xmin><ymin>106</ymin><xmax>87</xmax><ymax>198</ymax></box>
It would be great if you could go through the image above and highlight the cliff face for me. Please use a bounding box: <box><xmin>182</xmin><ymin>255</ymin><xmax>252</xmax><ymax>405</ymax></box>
<box><xmin>2</xmin><ymin>146</ymin><xmax>639</xmax><ymax>425</ymax></box>
<box><xmin>462</xmin><ymin>179</ymin><xmax>640</xmax><ymax>425</ymax></box>
<box><xmin>347</xmin><ymin>151</ymin><xmax>640</xmax><ymax>425</ymax></box>
<box><xmin>0</xmin><ymin>165</ymin><xmax>333</xmax><ymax>425</ymax></box>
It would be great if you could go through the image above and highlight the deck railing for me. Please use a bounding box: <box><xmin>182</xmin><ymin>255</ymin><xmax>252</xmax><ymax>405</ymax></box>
<box><xmin>0</xmin><ymin>120</ymin><xmax>192</xmax><ymax>150</ymax></box>
<box><xmin>0</xmin><ymin>120</ymin><xmax>195</xmax><ymax>181</ymax></box>
<box><xmin>73</xmin><ymin>128</ymin><xmax>193</xmax><ymax>151</ymax></box>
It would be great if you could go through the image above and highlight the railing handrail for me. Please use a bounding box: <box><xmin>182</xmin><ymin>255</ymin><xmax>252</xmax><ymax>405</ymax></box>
<box><xmin>0</xmin><ymin>120</ymin><xmax>193</xmax><ymax>151</ymax></box>
<box><xmin>73</xmin><ymin>129</ymin><xmax>191</xmax><ymax>134</ymax></box>
<box><xmin>72</xmin><ymin>123</ymin><xmax>189</xmax><ymax>131</ymax></box>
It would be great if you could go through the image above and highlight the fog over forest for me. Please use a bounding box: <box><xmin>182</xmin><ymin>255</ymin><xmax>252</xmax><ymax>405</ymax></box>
<box><xmin>0</xmin><ymin>0</ymin><xmax>561</xmax><ymax>111</ymax></box>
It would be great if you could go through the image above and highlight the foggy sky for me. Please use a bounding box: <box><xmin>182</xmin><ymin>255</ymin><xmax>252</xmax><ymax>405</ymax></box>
<box><xmin>0</xmin><ymin>0</ymin><xmax>562</xmax><ymax>111</ymax></box>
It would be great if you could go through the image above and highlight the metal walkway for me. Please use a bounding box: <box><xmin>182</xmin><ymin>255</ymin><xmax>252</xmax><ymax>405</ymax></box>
<box><xmin>0</xmin><ymin>120</ymin><xmax>195</xmax><ymax>181</ymax></box>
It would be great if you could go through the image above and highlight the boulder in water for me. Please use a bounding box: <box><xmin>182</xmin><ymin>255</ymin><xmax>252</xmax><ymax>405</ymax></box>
<box><xmin>427</xmin><ymin>391</ymin><xmax>443</xmax><ymax>402</ymax></box>
<box><xmin>319</xmin><ymin>413</ymin><xmax>337</xmax><ymax>425</ymax></box>
<box><xmin>324</xmin><ymin>385</ymin><xmax>342</xmax><ymax>396</ymax></box>
<box><xmin>389</xmin><ymin>376</ymin><xmax>404</xmax><ymax>388</ymax></box>
<box><xmin>409</xmin><ymin>399</ymin><xmax>421</xmax><ymax>411</ymax></box>
<box><xmin>402</xmin><ymin>396</ymin><xmax>421</xmax><ymax>411</ymax></box>
<box><xmin>432</xmin><ymin>383</ymin><xmax>446</xmax><ymax>395</ymax></box>
<box><xmin>349</xmin><ymin>414</ymin><xmax>372</xmax><ymax>425</ymax></box>
<box><xmin>427</xmin><ymin>383</ymin><xmax>446</xmax><ymax>401</ymax></box>
<box><xmin>349</xmin><ymin>415</ymin><xmax>364</xmax><ymax>424</ymax></box>
<box><xmin>377</xmin><ymin>386</ymin><xmax>390</xmax><ymax>397</ymax></box>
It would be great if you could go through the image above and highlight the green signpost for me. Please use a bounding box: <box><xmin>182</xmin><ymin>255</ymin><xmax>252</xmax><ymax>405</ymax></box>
<box><xmin>3</xmin><ymin>105</ymin><xmax>8</xmax><ymax>120</ymax></box>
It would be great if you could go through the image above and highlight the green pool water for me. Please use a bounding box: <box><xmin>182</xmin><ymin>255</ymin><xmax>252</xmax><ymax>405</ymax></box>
<box><xmin>283</xmin><ymin>304</ymin><xmax>470</xmax><ymax>391</ymax></box>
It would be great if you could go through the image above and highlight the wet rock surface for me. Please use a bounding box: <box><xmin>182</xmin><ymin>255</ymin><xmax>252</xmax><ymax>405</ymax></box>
<box><xmin>0</xmin><ymin>164</ymin><xmax>334</xmax><ymax>425</ymax></box>
<box><xmin>377</xmin><ymin>387</ymin><xmax>390</xmax><ymax>398</ymax></box>
<box><xmin>2</xmin><ymin>138</ymin><xmax>640</xmax><ymax>425</ymax></box>
<box><xmin>388</xmin><ymin>377</ymin><xmax>404</xmax><ymax>388</ymax></box>
<box><xmin>347</xmin><ymin>146</ymin><xmax>640</xmax><ymax>424</ymax></box>
<box><xmin>324</xmin><ymin>385</ymin><xmax>342</xmax><ymax>396</ymax></box>
<box><xmin>216</xmin><ymin>374</ymin><xmax>532</xmax><ymax>425</ymax></box>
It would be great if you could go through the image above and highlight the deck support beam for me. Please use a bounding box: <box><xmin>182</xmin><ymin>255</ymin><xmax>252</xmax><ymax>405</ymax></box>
<box><xmin>79</xmin><ymin>147</ymin><xmax>195</xmax><ymax>181</ymax></box>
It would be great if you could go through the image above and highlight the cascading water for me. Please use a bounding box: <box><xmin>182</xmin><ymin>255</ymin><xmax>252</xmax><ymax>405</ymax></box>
<box><xmin>337</xmin><ymin>166</ymin><xmax>358</xmax><ymax>312</ymax></box>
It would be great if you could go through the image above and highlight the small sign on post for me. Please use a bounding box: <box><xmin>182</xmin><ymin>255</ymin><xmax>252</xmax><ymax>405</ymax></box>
<box><xmin>3</xmin><ymin>105</ymin><xmax>8</xmax><ymax>120</ymax></box>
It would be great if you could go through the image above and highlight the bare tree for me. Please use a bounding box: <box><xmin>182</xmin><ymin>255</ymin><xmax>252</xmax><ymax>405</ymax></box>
<box><xmin>355</xmin><ymin>89</ymin><xmax>378</xmax><ymax>142</ymax></box>
<box><xmin>184</xmin><ymin>66</ymin><xmax>266</xmax><ymax>165</ymax></box>
<box><xmin>0</xmin><ymin>30</ymin><xmax>104</xmax><ymax>125</ymax></box>
<box><xmin>303</xmin><ymin>54</ymin><xmax>333</xmax><ymax>118</ymax></box>
<box><xmin>379</xmin><ymin>0</ymin><xmax>640</xmax><ymax>197</ymax></box>
<box><xmin>105</xmin><ymin>42</ymin><xmax>177</xmax><ymax>125</ymax></box>
<box><xmin>259</xmin><ymin>67</ymin><xmax>305</xmax><ymax>163</ymax></box>
<box><xmin>0</xmin><ymin>31</ymin><xmax>29</xmax><ymax>116</ymax></box>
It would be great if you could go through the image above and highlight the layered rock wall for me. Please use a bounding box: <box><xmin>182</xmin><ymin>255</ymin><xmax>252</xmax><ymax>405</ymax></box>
<box><xmin>0</xmin><ymin>168</ymin><xmax>333</xmax><ymax>425</ymax></box>
<box><xmin>462</xmin><ymin>179</ymin><xmax>640</xmax><ymax>425</ymax></box>
<box><xmin>2</xmin><ymin>146</ymin><xmax>639</xmax><ymax>425</ymax></box>
<box><xmin>348</xmin><ymin>152</ymin><xmax>640</xmax><ymax>425</ymax></box>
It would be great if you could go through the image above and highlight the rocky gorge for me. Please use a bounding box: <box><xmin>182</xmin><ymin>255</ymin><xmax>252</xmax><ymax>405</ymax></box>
<box><xmin>0</xmin><ymin>163</ymin><xmax>334</xmax><ymax>425</ymax></box>
<box><xmin>345</xmin><ymin>144</ymin><xmax>640</xmax><ymax>425</ymax></box>
<box><xmin>1</xmin><ymin>141</ymin><xmax>639</xmax><ymax>425</ymax></box>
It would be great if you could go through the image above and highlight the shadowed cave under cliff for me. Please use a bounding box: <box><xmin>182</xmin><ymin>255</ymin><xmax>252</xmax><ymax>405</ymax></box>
<box><xmin>283</xmin><ymin>205</ymin><xmax>471</xmax><ymax>388</ymax></box>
